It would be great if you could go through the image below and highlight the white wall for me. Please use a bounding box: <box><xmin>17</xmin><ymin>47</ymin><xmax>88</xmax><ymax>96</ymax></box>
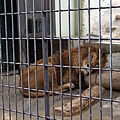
<box><xmin>82</xmin><ymin>0</ymin><xmax>120</xmax><ymax>41</ymax></box>
<box><xmin>55</xmin><ymin>0</ymin><xmax>120</xmax><ymax>46</ymax></box>
<box><xmin>55</xmin><ymin>0</ymin><xmax>82</xmax><ymax>37</ymax></box>
<box><xmin>82</xmin><ymin>0</ymin><xmax>107</xmax><ymax>36</ymax></box>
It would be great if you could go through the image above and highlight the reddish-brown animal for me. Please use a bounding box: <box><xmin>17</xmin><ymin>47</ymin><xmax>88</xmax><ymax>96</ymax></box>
<box><xmin>19</xmin><ymin>43</ymin><xmax>108</xmax><ymax>97</ymax></box>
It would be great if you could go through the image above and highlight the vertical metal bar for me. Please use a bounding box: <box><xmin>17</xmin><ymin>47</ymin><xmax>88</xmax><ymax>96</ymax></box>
<box><xmin>98</xmin><ymin>0</ymin><xmax>102</xmax><ymax>120</ymax></box>
<box><xmin>58</xmin><ymin>0</ymin><xmax>64</xmax><ymax>119</ymax></box>
<box><xmin>0</xmin><ymin>22</ymin><xmax>5</xmax><ymax>120</ymax></box>
<box><xmin>0</xmin><ymin>25</ymin><xmax>2</xmax><ymax>71</ymax></box>
<box><xmin>77</xmin><ymin>0</ymin><xmax>82</xmax><ymax>120</ymax></box>
<box><xmin>11</xmin><ymin>0</ymin><xmax>18</xmax><ymax>119</ymax></box>
<box><xmin>109</xmin><ymin>0</ymin><xmax>113</xmax><ymax>120</ymax></box>
<box><xmin>68</xmin><ymin>0</ymin><xmax>72</xmax><ymax>120</ymax></box>
<box><xmin>87</xmin><ymin>0</ymin><xmax>92</xmax><ymax>120</ymax></box>
<box><xmin>17</xmin><ymin>0</ymin><xmax>25</xmax><ymax>119</ymax></box>
<box><xmin>0</xmin><ymin>24</ymin><xmax>1</xmax><ymax>75</ymax></box>
<box><xmin>41</xmin><ymin>0</ymin><xmax>50</xmax><ymax>119</ymax></box>
<box><xmin>49</xmin><ymin>0</ymin><xmax>55</xmax><ymax>119</ymax></box>
<box><xmin>32</xmin><ymin>0</ymin><xmax>39</xmax><ymax>120</ymax></box>
<box><xmin>4</xmin><ymin>0</ymin><xmax>12</xmax><ymax>119</ymax></box>
<box><xmin>98</xmin><ymin>1</ymin><xmax>103</xmax><ymax>120</ymax></box>
<box><xmin>25</xmin><ymin>0</ymin><xmax>32</xmax><ymax>119</ymax></box>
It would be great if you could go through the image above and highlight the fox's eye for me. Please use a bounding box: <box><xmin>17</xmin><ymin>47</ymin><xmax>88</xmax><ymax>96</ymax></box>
<box><xmin>90</xmin><ymin>55</ymin><xmax>93</xmax><ymax>60</ymax></box>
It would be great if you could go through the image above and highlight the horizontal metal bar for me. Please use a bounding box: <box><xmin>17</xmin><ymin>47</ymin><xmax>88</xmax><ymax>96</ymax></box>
<box><xmin>1</xmin><ymin>5</ymin><xmax>120</xmax><ymax>15</ymax></box>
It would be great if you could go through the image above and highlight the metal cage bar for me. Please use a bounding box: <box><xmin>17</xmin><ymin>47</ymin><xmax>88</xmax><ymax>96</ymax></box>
<box><xmin>68</xmin><ymin>0</ymin><xmax>73</xmax><ymax>119</ymax></box>
<box><xmin>58</xmin><ymin>0</ymin><xmax>64</xmax><ymax>119</ymax></box>
<box><xmin>41</xmin><ymin>0</ymin><xmax>50</xmax><ymax>119</ymax></box>
<box><xmin>4</xmin><ymin>0</ymin><xmax>12</xmax><ymax>120</ymax></box>
<box><xmin>109</xmin><ymin>0</ymin><xmax>113</xmax><ymax>120</ymax></box>
<box><xmin>24</xmin><ymin>0</ymin><xmax>32</xmax><ymax>119</ymax></box>
<box><xmin>49</xmin><ymin>0</ymin><xmax>56</xmax><ymax>119</ymax></box>
<box><xmin>87</xmin><ymin>0</ymin><xmax>92</xmax><ymax>119</ymax></box>
<box><xmin>77</xmin><ymin>0</ymin><xmax>82</xmax><ymax>120</ymax></box>
<box><xmin>98</xmin><ymin>1</ymin><xmax>103</xmax><ymax>120</ymax></box>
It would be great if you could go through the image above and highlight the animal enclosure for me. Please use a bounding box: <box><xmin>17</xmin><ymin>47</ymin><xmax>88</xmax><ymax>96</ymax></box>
<box><xmin>0</xmin><ymin>0</ymin><xmax>120</xmax><ymax>120</ymax></box>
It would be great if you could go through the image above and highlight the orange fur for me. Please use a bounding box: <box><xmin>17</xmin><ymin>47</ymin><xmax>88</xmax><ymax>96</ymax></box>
<box><xmin>19</xmin><ymin>43</ymin><xmax>108</xmax><ymax>97</ymax></box>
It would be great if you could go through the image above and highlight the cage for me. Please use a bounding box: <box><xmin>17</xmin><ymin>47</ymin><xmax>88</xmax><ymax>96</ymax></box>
<box><xmin>0</xmin><ymin>0</ymin><xmax>120</xmax><ymax>120</ymax></box>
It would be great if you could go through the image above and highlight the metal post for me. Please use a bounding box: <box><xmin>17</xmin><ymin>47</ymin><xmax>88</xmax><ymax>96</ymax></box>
<box><xmin>98</xmin><ymin>1</ymin><xmax>103</xmax><ymax>120</ymax></box>
<box><xmin>87</xmin><ymin>0</ymin><xmax>92</xmax><ymax>120</ymax></box>
<box><xmin>109</xmin><ymin>0</ymin><xmax>113</xmax><ymax>120</ymax></box>
<box><xmin>77</xmin><ymin>0</ymin><xmax>82</xmax><ymax>120</ymax></box>
<box><xmin>41</xmin><ymin>0</ymin><xmax>50</xmax><ymax>119</ymax></box>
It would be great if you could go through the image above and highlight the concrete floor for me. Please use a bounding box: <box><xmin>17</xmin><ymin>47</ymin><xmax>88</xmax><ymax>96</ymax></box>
<box><xmin>0</xmin><ymin>53</ymin><xmax>120</xmax><ymax>120</ymax></box>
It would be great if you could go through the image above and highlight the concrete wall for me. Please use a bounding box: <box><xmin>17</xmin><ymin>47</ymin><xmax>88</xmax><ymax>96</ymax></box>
<box><xmin>16</xmin><ymin>0</ymin><xmax>43</xmax><ymax>68</ymax></box>
<box><xmin>55</xmin><ymin>0</ymin><xmax>78</xmax><ymax>37</ymax></box>
<box><xmin>82</xmin><ymin>0</ymin><xmax>120</xmax><ymax>41</ymax></box>
<box><xmin>55</xmin><ymin>0</ymin><xmax>120</xmax><ymax>48</ymax></box>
